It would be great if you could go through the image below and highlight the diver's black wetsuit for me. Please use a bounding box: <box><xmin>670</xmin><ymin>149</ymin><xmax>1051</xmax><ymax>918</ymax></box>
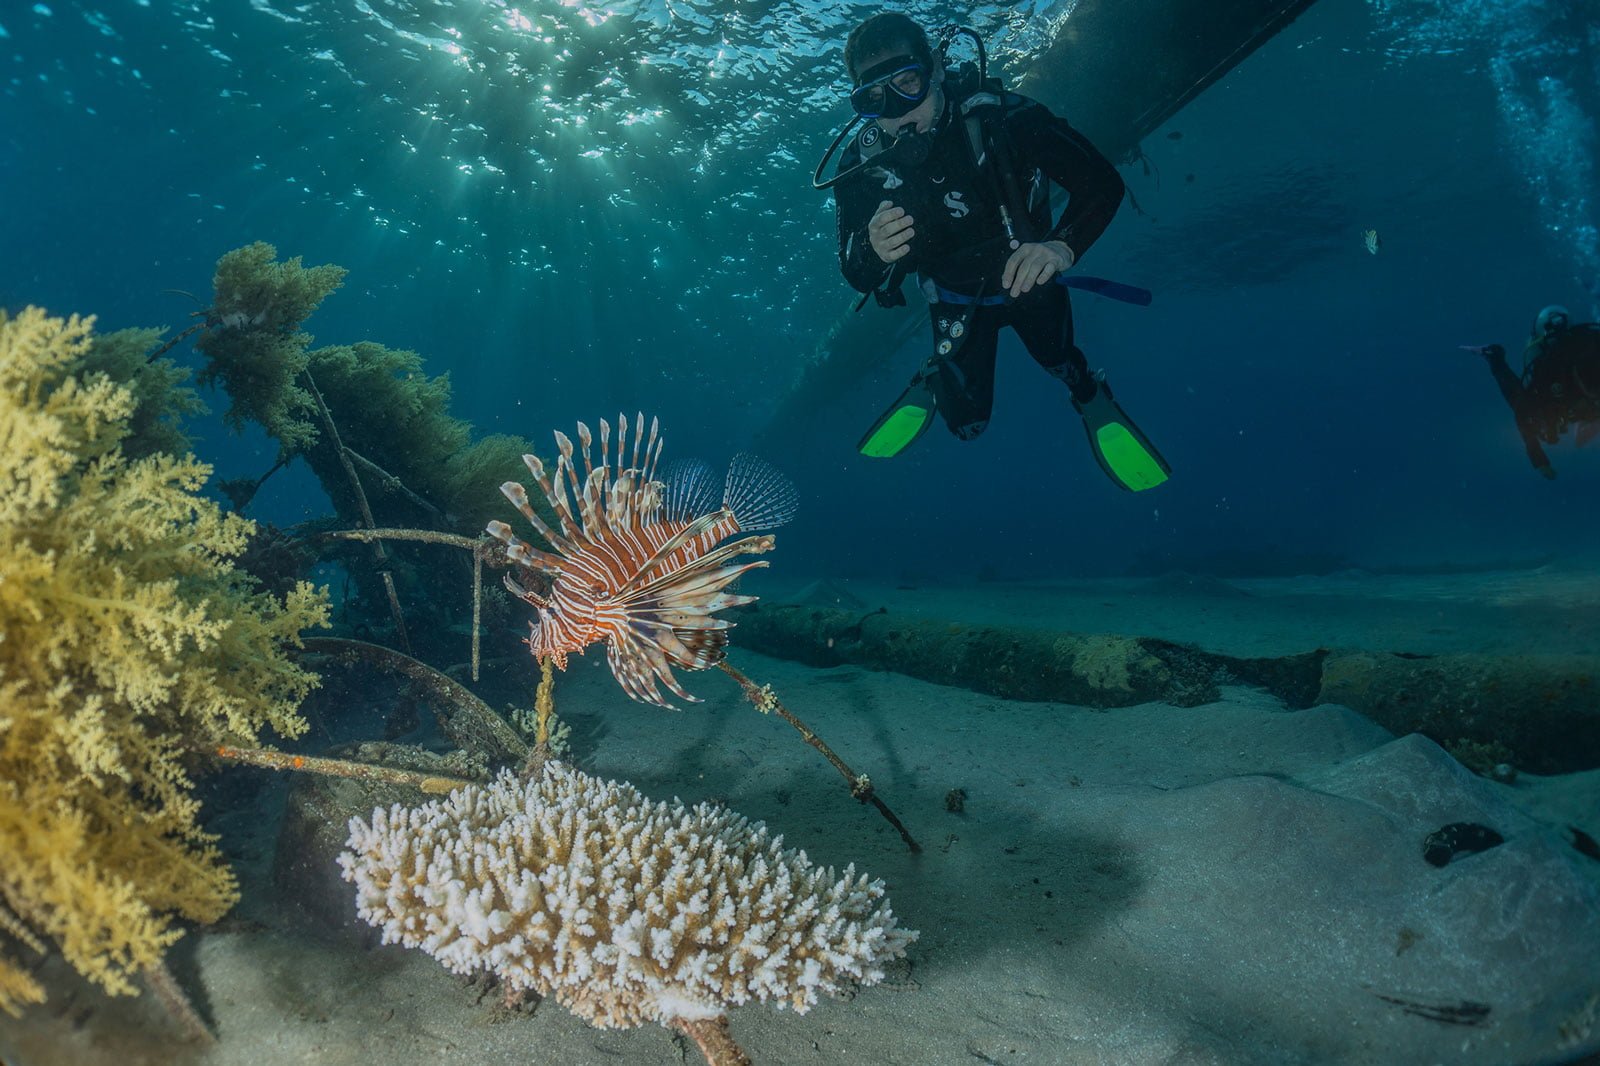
<box><xmin>1483</xmin><ymin>323</ymin><xmax>1600</xmax><ymax>476</ymax></box>
<box><xmin>833</xmin><ymin>75</ymin><xmax>1124</xmax><ymax>439</ymax></box>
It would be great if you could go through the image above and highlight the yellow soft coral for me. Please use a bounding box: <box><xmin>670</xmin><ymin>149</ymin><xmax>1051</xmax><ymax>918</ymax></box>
<box><xmin>0</xmin><ymin>307</ymin><xmax>330</xmax><ymax>1014</ymax></box>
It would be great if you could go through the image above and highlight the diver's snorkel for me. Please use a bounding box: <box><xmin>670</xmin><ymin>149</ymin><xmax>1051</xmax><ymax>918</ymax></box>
<box><xmin>812</xmin><ymin>24</ymin><xmax>986</xmax><ymax>191</ymax></box>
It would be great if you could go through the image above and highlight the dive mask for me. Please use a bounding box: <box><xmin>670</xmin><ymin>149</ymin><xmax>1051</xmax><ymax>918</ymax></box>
<box><xmin>850</xmin><ymin>56</ymin><xmax>931</xmax><ymax>119</ymax></box>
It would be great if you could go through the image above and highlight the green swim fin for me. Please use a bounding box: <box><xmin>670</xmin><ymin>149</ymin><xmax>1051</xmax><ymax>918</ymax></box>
<box><xmin>1076</xmin><ymin>383</ymin><xmax>1170</xmax><ymax>491</ymax></box>
<box><xmin>858</xmin><ymin>374</ymin><xmax>938</xmax><ymax>458</ymax></box>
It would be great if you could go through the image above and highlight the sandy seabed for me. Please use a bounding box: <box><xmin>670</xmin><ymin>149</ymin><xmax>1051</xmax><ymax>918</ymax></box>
<box><xmin>5</xmin><ymin>566</ymin><xmax>1599</xmax><ymax>1065</ymax></box>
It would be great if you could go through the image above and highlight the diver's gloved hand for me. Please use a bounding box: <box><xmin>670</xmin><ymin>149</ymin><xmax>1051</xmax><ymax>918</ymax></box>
<box><xmin>868</xmin><ymin>200</ymin><xmax>915</xmax><ymax>264</ymax></box>
<box><xmin>1002</xmin><ymin>240</ymin><xmax>1075</xmax><ymax>297</ymax></box>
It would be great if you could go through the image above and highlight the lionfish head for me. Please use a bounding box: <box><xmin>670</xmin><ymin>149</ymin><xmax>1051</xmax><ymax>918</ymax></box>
<box><xmin>485</xmin><ymin>413</ymin><xmax>798</xmax><ymax>707</ymax></box>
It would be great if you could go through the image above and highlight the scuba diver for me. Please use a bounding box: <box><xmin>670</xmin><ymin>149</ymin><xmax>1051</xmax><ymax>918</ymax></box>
<box><xmin>1464</xmin><ymin>305</ymin><xmax>1600</xmax><ymax>479</ymax></box>
<box><xmin>820</xmin><ymin>13</ymin><xmax>1169</xmax><ymax>491</ymax></box>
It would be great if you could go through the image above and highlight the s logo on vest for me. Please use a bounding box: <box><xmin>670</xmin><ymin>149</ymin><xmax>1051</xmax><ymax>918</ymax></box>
<box><xmin>944</xmin><ymin>191</ymin><xmax>969</xmax><ymax>218</ymax></box>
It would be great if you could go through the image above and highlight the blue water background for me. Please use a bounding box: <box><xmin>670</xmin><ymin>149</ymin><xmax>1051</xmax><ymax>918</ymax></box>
<box><xmin>4</xmin><ymin>0</ymin><xmax>1597</xmax><ymax>580</ymax></box>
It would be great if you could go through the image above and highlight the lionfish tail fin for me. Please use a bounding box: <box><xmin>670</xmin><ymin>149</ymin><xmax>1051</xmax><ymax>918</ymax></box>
<box><xmin>723</xmin><ymin>453</ymin><xmax>798</xmax><ymax>532</ymax></box>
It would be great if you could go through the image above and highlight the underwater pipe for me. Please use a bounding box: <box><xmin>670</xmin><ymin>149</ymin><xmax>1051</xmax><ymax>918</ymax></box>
<box><xmin>732</xmin><ymin>603</ymin><xmax>1600</xmax><ymax>775</ymax></box>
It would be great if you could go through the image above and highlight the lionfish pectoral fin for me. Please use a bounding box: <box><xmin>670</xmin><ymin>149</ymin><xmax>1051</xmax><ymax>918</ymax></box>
<box><xmin>678</xmin><ymin>628</ymin><xmax>730</xmax><ymax>669</ymax></box>
<box><xmin>642</xmin><ymin>621</ymin><xmax>696</xmax><ymax>666</ymax></box>
<box><xmin>580</xmin><ymin>466</ymin><xmax>615</xmax><ymax>541</ymax></box>
<box><xmin>700</xmin><ymin>592</ymin><xmax>758</xmax><ymax>612</ymax></box>
<box><xmin>635</xmin><ymin>559</ymin><xmax>770</xmax><ymax>610</ymax></box>
<box><xmin>653</xmin><ymin>612</ymin><xmax>733</xmax><ymax>630</ymax></box>
<box><xmin>605</xmin><ymin>625</ymin><xmax>698</xmax><ymax>707</ymax></box>
<box><xmin>619</xmin><ymin>539</ymin><xmax>772</xmax><ymax>607</ymax></box>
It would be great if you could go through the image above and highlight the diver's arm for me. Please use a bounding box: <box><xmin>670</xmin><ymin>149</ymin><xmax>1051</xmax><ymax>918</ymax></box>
<box><xmin>1482</xmin><ymin>344</ymin><xmax>1556</xmax><ymax>478</ymax></box>
<box><xmin>839</xmin><ymin>216</ymin><xmax>889</xmax><ymax>293</ymax></box>
<box><xmin>834</xmin><ymin>160</ymin><xmax>895</xmax><ymax>293</ymax></box>
<box><xmin>1009</xmin><ymin>104</ymin><xmax>1124</xmax><ymax>262</ymax></box>
<box><xmin>1482</xmin><ymin>344</ymin><xmax>1524</xmax><ymax>408</ymax></box>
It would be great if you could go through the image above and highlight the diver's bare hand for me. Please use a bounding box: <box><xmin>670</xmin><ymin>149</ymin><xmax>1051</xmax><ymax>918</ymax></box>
<box><xmin>1002</xmin><ymin>240</ymin><xmax>1075</xmax><ymax>297</ymax></box>
<box><xmin>869</xmin><ymin>201</ymin><xmax>915</xmax><ymax>263</ymax></box>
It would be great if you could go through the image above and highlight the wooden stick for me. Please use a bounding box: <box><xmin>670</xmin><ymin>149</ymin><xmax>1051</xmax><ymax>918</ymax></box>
<box><xmin>472</xmin><ymin>549</ymin><xmax>483</xmax><ymax>683</ymax></box>
<box><xmin>143</xmin><ymin>320</ymin><xmax>206</xmax><ymax>364</ymax></box>
<box><xmin>209</xmin><ymin>744</ymin><xmax>473</xmax><ymax>794</ymax></box>
<box><xmin>534</xmin><ymin>656</ymin><xmax>556</xmax><ymax>749</ymax></box>
<box><xmin>319</xmin><ymin>527</ymin><xmax>487</xmax><ymax>552</ymax></box>
<box><xmin>669</xmin><ymin>1015</ymin><xmax>752</xmax><ymax>1066</ymax></box>
<box><xmin>301</xmin><ymin>368</ymin><xmax>412</xmax><ymax>655</ymax></box>
<box><xmin>718</xmin><ymin>661</ymin><xmax>921</xmax><ymax>853</ymax></box>
<box><xmin>316</xmin><ymin>529</ymin><xmax>508</xmax><ymax>686</ymax></box>
<box><xmin>344</xmin><ymin>447</ymin><xmax>447</xmax><ymax>523</ymax></box>
<box><xmin>520</xmin><ymin>656</ymin><xmax>558</xmax><ymax>781</ymax></box>
<box><xmin>141</xmin><ymin>959</ymin><xmax>216</xmax><ymax>1046</ymax></box>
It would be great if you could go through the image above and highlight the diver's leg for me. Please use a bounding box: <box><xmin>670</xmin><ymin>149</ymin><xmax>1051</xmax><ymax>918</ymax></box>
<box><xmin>1009</xmin><ymin>285</ymin><xmax>1096</xmax><ymax>404</ymax></box>
<box><xmin>926</xmin><ymin>308</ymin><xmax>1000</xmax><ymax>440</ymax></box>
<box><xmin>1010</xmin><ymin>285</ymin><xmax>1171</xmax><ymax>489</ymax></box>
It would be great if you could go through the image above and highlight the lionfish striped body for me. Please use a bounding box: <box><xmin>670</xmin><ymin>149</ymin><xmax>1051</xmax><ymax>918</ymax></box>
<box><xmin>486</xmin><ymin>413</ymin><xmax>796</xmax><ymax>707</ymax></box>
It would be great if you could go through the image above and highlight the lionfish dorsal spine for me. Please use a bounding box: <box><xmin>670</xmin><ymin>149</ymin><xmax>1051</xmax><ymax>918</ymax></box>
<box><xmin>576</xmin><ymin>421</ymin><xmax>595</xmax><ymax>481</ymax></box>
<box><xmin>636</xmin><ymin>414</ymin><xmax>659</xmax><ymax>479</ymax></box>
<box><xmin>613</xmin><ymin>414</ymin><xmax>628</xmax><ymax>481</ymax></box>
<box><xmin>598</xmin><ymin>417</ymin><xmax>613</xmax><ymax>480</ymax></box>
<box><xmin>581</xmin><ymin>466</ymin><xmax>615</xmax><ymax>541</ymax></box>
<box><xmin>609</xmin><ymin>469</ymin><xmax>635</xmax><ymax>529</ymax></box>
<box><xmin>521</xmin><ymin>452</ymin><xmax>584</xmax><ymax>545</ymax></box>
<box><xmin>638</xmin><ymin>475</ymin><xmax>664</xmax><ymax>527</ymax></box>
<box><xmin>494</xmin><ymin>482</ymin><xmax>578</xmax><ymax>560</ymax></box>
<box><xmin>646</xmin><ymin>435</ymin><xmax>665</xmax><ymax>489</ymax></box>
<box><xmin>551</xmin><ymin>431</ymin><xmax>589</xmax><ymax>534</ymax></box>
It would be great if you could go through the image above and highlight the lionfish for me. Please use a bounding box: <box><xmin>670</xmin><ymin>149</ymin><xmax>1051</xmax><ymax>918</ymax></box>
<box><xmin>486</xmin><ymin>413</ymin><xmax>797</xmax><ymax>707</ymax></box>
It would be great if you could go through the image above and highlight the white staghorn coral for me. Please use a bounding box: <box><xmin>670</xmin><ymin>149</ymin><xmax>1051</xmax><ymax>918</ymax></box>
<box><xmin>338</xmin><ymin>762</ymin><xmax>916</xmax><ymax>1032</ymax></box>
